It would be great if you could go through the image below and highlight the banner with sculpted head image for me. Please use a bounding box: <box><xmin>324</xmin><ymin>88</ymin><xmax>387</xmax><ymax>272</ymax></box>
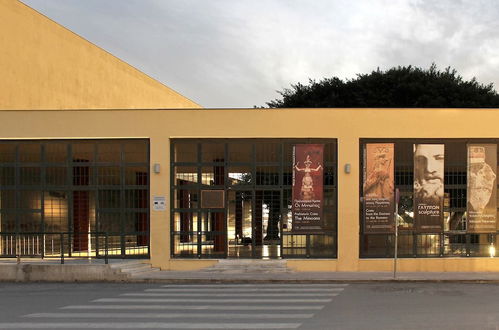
<box><xmin>414</xmin><ymin>144</ymin><xmax>444</xmax><ymax>232</ymax></box>
<box><xmin>292</xmin><ymin>144</ymin><xmax>324</xmax><ymax>232</ymax></box>
<box><xmin>363</xmin><ymin>143</ymin><xmax>395</xmax><ymax>233</ymax></box>
<box><xmin>467</xmin><ymin>144</ymin><xmax>497</xmax><ymax>233</ymax></box>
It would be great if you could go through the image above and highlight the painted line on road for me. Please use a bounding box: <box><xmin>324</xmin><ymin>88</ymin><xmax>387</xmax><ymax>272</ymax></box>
<box><xmin>160</xmin><ymin>284</ymin><xmax>349</xmax><ymax>288</ymax></box>
<box><xmin>0</xmin><ymin>322</ymin><xmax>301</xmax><ymax>329</ymax></box>
<box><xmin>145</xmin><ymin>288</ymin><xmax>345</xmax><ymax>293</ymax></box>
<box><xmin>122</xmin><ymin>293</ymin><xmax>338</xmax><ymax>297</ymax></box>
<box><xmin>94</xmin><ymin>298</ymin><xmax>333</xmax><ymax>303</ymax></box>
<box><xmin>61</xmin><ymin>305</ymin><xmax>325</xmax><ymax>311</ymax></box>
<box><xmin>25</xmin><ymin>312</ymin><xmax>314</xmax><ymax>319</ymax></box>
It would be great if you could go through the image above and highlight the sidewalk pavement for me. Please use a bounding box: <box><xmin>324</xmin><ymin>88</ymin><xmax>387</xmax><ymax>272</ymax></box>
<box><xmin>130</xmin><ymin>270</ymin><xmax>499</xmax><ymax>283</ymax></box>
<box><xmin>2</xmin><ymin>258</ymin><xmax>499</xmax><ymax>283</ymax></box>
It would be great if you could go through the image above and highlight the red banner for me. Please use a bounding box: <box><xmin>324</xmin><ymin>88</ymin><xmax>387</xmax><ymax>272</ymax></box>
<box><xmin>292</xmin><ymin>144</ymin><xmax>324</xmax><ymax>232</ymax></box>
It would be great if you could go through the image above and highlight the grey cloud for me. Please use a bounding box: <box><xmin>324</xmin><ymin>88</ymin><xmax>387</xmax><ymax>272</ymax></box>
<box><xmin>21</xmin><ymin>0</ymin><xmax>499</xmax><ymax>107</ymax></box>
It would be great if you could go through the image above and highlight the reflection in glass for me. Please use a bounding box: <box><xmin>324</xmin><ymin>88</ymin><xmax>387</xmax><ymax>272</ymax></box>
<box><xmin>201</xmin><ymin>143</ymin><xmax>224</xmax><ymax>163</ymax></box>
<box><xmin>227</xmin><ymin>191</ymin><xmax>253</xmax><ymax>258</ymax></box>
<box><xmin>174</xmin><ymin>142</ymin><xmax>197</xmax><ymax>163</ymax></box>
<box><xmin>228</xmin><ymin>166</ymin><xmax>252</xmax><ymax>185</ymax></box>
<box><xmin>175</xmin><ymin>166</ymin><xmax>198</xmax><ymax>185</ymax></box>
<box><xmin>228</xmin><ymin>143</ymin><xmax>252</xmax><ymax>163</ymax></box>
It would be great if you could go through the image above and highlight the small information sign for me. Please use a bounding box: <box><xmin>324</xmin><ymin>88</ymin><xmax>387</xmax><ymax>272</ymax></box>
<box><xmin>153</xmin><ymin>196</ymin><xmax>166</xmax><ymax>211</ymax></box>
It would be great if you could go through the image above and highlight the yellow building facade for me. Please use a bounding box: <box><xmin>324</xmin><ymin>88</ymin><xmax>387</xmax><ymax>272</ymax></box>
<box><xmin>0</xmin><ymin>108</ymin><xmax>498</xmax><ymax>273</ymax></box>
<box><xmin>2</xmin><ymin>1</ymin><xmax>499</xmax><ymax>273</ymax></box>
<box><xmin>0</xmin><ymin>0</ymin><xmax>200</xmax><ymax>110</ymax></box>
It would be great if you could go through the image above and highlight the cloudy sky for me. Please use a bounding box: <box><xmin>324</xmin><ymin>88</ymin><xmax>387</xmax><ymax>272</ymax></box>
<box><xmin>21</xmin><ymin>0</ymin><xmax>499</xmax><ymax>108</ymax></box>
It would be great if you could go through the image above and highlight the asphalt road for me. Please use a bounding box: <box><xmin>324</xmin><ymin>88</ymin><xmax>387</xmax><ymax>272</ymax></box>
<box><xmin>0</xmin><ymin>282</ymin><xmax>497</xmax><ymax>329</ymax></box>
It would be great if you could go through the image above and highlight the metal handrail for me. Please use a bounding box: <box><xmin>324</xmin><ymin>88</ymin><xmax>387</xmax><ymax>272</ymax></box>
<box><xmin>0</xmin><ymin>231</ymin><xmax>113</xmax><ymax>264</ymax></box>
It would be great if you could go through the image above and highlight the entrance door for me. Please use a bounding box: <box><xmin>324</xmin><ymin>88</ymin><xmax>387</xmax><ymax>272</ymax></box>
<box><xmin>227</xmin><ymin>190</ymin><xmax>281</xmax><ymax>258</ymax></box>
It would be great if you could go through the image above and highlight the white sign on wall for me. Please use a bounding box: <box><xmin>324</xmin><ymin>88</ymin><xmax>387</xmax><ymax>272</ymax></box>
<box><xmin>153</xmin><ymin>196</ymin><xmax>166</xmax><ymax>211</ymax></box>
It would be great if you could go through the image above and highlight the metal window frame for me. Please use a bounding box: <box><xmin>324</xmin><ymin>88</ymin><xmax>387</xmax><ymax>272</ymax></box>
<box><xmin>170</xmin><ymin>138</ymin><xmax>338</xmax><ymax>259</ymax></box>
<box><xmin>359</xmin><ymin>138</ymin><xmax>499</xmax><ymax>259</ymax></box>
<box><xmin>0</xmin><ymin>139</ymin><xmax>150</xmax><ymax>259</ymax></box>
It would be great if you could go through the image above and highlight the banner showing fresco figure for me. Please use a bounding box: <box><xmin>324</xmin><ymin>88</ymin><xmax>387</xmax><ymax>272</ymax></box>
<box><xmin>467</xmin><ymin>144</ymin><xmax>497</xmax><ymax>233</ymax></box>
<box><xmin>414</xmin><ymin>144</ymin><xmax>444</xmax><ymax>232</ymax></box>
<box><xmin>363</xmin><ymin>143</ymin><xmax>395</xmax><ymax>233</ymax></box>
<box><xmin>292</xmin><ymin>144</ymin><xmax>324</xmax><ymax>232</ymax></box>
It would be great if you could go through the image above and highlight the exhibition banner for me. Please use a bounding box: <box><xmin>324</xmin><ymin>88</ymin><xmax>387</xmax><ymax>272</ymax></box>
<box><xmin>292</xmin><ymin>144</ymin><xmax>324</xmax><ymax>232</ymax></box>
<box><xmin>414</xmin><ymin>144</ymin><xmax>445</xmax><ymax>232</ymax></box>
<box><xmin>363</xmin><ymin>143</ymin><xmax>395</xmax><ymax>233</ymax></box>
<box><xmin>467</xmin><ymin>144</ymin><xmax>497</xmax><ymax>233</ymax></box>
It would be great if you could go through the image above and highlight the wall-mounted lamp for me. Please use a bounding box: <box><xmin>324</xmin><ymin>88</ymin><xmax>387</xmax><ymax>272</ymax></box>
<box><xmin>344</xmin><ymin>163</ymin><xmax>351</xmax><ymax>174</ymax></box>
<box><xmin>153</xmin><ymin>163</ymin><xmax>161</xmax><ymax>174</ymax></box>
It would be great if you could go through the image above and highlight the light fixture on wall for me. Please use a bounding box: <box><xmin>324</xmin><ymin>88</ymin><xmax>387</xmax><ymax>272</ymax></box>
<box><xmin>344</xmin><ymin>163</ymin><xmax>351</xmax><ymax>174</ymax></box>
<box><xmin>153</xmin><ymin>163</ymin><xmax>161</xmax><ymax>174</ymax></box>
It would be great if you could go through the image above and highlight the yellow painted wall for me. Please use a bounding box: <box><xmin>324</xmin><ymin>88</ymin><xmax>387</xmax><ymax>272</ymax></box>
<box><xmin>1</xmin><ymin>107</ymin><xmax>499</xmax><ymax>272</ymax></box>
<box><xmin>0</xmin><ymin>0</ymin><xmax>201</xmax><ymax>110</ymax></box>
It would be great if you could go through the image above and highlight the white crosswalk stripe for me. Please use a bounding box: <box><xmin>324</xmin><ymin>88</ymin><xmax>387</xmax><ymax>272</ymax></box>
<box><xmin>0</xmin><ymin>283</ymin><xmax>349</xmax><ymax>329</ymax></box>
<box><xmin>25</xmin><ymin>312</ymin><xmax>315</xmax><ymax>319</ymax></box>
<box><xmin>121</xmin><ymin>292</ymin><xmax>339</xmax><ymax>297</ymax></box>
<box><xmin>0</xmin><ymin>322</ymin><xmax>302</xmax><ymax>329</ymax></box>
<box><xmin>94</xmin><ymin>298</ymin><xmax>334</xmax><ymax>303</ymax></box>
<box><xmin>145</xmin><ymin>288</ymin><xmax>345</xmax><ymax>292</ymax></box>
<box><xmin>160</xmin><ymin>284</ymin><xmax>348</xmax><ymax>288</ymax></box>
<box><xmin>62</xmin><ymin>304</ymin><xmax>325</xmax><ymax>311</ymax></box>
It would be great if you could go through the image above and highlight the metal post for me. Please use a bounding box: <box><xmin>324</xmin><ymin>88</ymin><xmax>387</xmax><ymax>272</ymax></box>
<box><xmin>16</xmin><ymin>233</ymin><xmax>20</xmax><ymax>264</ymax></box>
<box><xmin>105</xmin><ymin>232</ymin><xmax>109</xmax><ymax>265</ymax></box>
<box><xmin>60</xmin><ymin>233</ymin><xmax>64</xmax><ymax>265</ymax></box>
<box><xmin>393</xmin><ymin>188</ymin><xmax>399</xmax><ymax>279</ymax></box>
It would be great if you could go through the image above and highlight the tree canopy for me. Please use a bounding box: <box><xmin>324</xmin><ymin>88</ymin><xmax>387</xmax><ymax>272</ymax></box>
<box><xmin>266</xmin><ymin>65</ymin><xmax>499</xmax><ymax>108</ymax></box>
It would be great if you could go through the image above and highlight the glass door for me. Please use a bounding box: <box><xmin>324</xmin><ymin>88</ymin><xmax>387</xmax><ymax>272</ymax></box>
<box><xmin>227</xmin><ymin>190</ymin><xmax>281</xmax><ymax>258</ymax></box>
<box><xmin>227</xmin><ymin>191</ymin><xmax>253</xmax><ymax>258</ymax></box>
<box><xmin>255</xmin><ymin>190</ymin><xmax>281</xmax><ymax>259</ymax></box>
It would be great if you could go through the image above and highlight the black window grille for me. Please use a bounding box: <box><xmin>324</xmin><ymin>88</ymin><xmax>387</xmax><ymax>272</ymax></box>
<box><xmin>360</xmin><ymin>138</ymin><xmax>499</xmax><ymax>258</ymax></box>
<box><xmin>0</xmin><ymin>139</ymin><xmax>149</xmax><ymax>259</ymax></box>
<box><xmin>171</xmin><ymin>139</ymin><xmax>337</xmax><ymax>259</ymax></box>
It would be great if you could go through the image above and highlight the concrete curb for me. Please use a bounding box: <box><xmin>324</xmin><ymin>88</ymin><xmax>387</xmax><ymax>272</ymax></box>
<box><xmin>118</xmin><ymin>278</ymin><xmax>499</xmax><ymax>284</ymax></box>
<box><xmin>0</xmin><ymin>263</ymin><xmax>128</xmax><ymax>282</ymax></box>
<box><xmin>2</xmin><ymin>261</ymin><xmax>499</xmax><ymax>283</ymax></box>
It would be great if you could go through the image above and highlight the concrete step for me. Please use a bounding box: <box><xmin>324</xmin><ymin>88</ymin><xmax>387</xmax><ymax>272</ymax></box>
<box><xmin>121</xmin><ymin>264</ymin><xmax>152</xmax><ymax>273</ymax></box>
<box><xmin>200</xmin><ymin>259</ymin><xmax>293</xmax><ymax>274</ymax></box>
<box><xmin>109</xmin><ymin>260</ymin><xmax>145</xmax><ymax>269</ymax></box>
<box><xmin>110</xmin><ymin>260</ymin><xmax>160</xmax><ymax>278</ymax></box>
<box><xmin>128</xmin><ymin>268</ymin><xmax>161</xmax><ymax>279</ymax></box>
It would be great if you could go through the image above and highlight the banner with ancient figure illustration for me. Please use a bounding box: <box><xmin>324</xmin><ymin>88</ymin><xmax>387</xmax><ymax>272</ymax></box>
<box><xmin>363</xmin><ymin>143</ymin><xmax>395</xmax><ymax>233</ymax></box>
<box><xmin>414</xmin><ymin>144</ymin><xmax>444</xmax><ymax>232</ymax></box>
<box><xmin>467</xmin><ymin>144</ymin><xmax>497</xmax><ymax>233</ymax></box>
<box><xmin>292</xmin><ymin>144</ymin><xmax>324</xmax><ymax>232</ymax></box>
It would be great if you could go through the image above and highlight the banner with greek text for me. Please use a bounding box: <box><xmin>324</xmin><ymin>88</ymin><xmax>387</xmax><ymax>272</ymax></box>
<box><xmin>467</xmin><ymin>144</ymin><xmax>497</xmax><ymax>233</ymax></box>
<box><xmin>292</xmin><ymin>144</ymin><xmax>324</xmax><ymax>232</ymax></box>
<box><xmin>414</xmin><ymin>144</ymin><xmax>444</xmax><ymax>232</ymax></box>
<box><xmin>363</xmin><ymin>143</ymin><xmax>395</xmax><ymax>233</ymax></box>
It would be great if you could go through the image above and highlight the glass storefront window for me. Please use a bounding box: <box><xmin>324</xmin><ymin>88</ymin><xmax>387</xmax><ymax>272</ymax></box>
<box><xmin>360</xmin><ymin>139</ymin><xmax>499</xmax><ymax>258</ymax></box>
<box><xmin>228</xmin><ymin>143</ymin><xmax>252</xmax><ymax>163</ymax></box>
<box><xmin>171</xmin><ymin>139</ymin><xmax>338</xmax><ymax>259</ymax></box>
<box><xmin>175</xmin><ymin>166</ymin><xmax>198</xmax><ymax>185</ymax></box>
<box><xmin>201</xmin><ymin>143</ymin><xmax>224</xmax><ymax>163</ymax></box>
<box><xmin>174</xmin><ymin>142</ymin><xmax>197</xmax><ymax>163</ymax></box>
<box><xmin>228</xmin><ymin>166</ymin><xmax>253</xmax><ymax>186</ymax></box>
<box><xmin>0</xmin><ymin>139</ymin><xmax>149</xmax><ymax>258</ymax></box>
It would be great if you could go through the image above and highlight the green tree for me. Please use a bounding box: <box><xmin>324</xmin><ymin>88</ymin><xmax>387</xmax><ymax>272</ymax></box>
<box><xmin>266</xmin><ymin>64</ymin><xmax>499</xmax><ymax>108</ymax></box>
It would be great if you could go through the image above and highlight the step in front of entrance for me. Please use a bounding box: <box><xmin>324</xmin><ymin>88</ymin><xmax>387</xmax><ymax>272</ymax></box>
<box><xmin>200</xmin><ymin>259</ymin><xmax>292</xmax><ymax>274</ymax></box>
